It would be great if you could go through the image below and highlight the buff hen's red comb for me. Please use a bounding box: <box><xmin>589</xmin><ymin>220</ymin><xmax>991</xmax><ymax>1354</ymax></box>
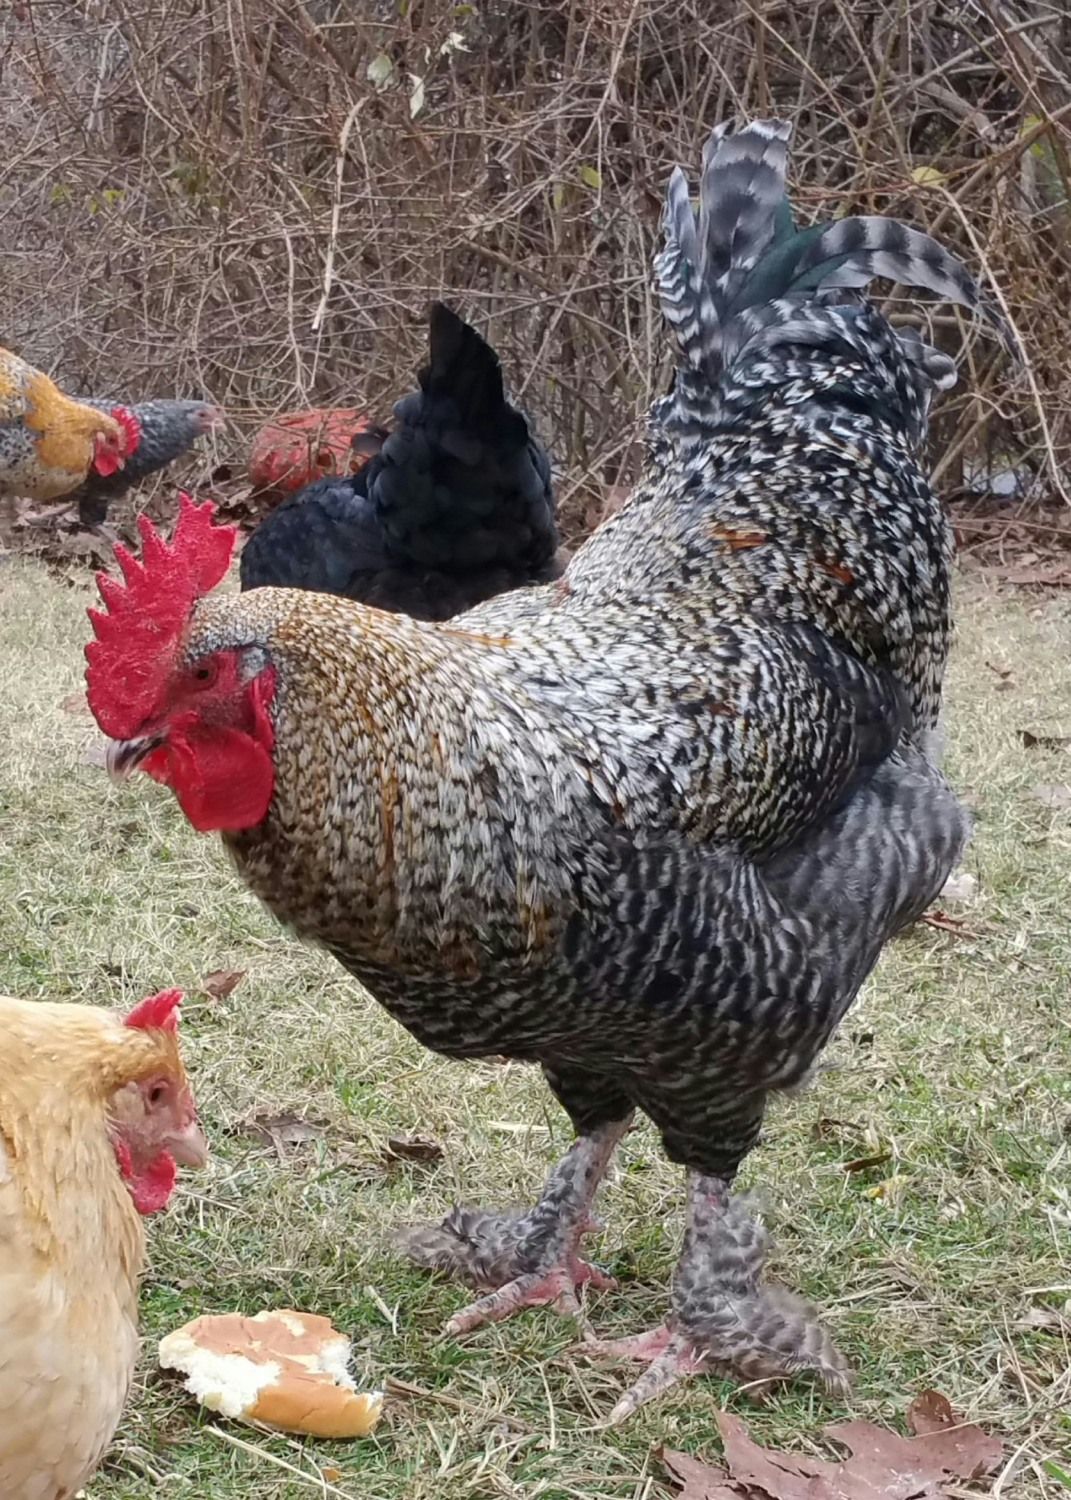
<box><xmin>125</xmin><ymin>989</ymin><xmax>183</xmax><ymax>1032</ymax></box>
<box><xmin>85</xmin><ymin>494</ymin><xmax>237</xmax><ymax>740</ymax></box>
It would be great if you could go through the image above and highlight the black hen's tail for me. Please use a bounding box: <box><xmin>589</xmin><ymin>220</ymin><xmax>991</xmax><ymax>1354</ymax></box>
<box><xmin>362</xmin><ymin>303</ymin><xmax>559</xmax><ymax>587</ymax></box>
<box><xmin>656</xmin><ymin>119</ymin><xmax>1015</xmax><ymax>443</ymax></box>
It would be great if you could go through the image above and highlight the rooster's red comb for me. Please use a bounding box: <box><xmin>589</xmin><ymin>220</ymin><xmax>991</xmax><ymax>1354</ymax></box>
<box><xmin>84</xmin><ymin>494</ymin><xmax>237</xmax><ymax>739</ymax></box>
<box><xmin>124</xmin><ymin>989</ymin><xmax>183</xmax><ymax>1032</ymax></box>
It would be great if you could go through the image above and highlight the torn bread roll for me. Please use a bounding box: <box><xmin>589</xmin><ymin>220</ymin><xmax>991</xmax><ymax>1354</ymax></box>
<box><xmin>159</xmin><ymin>1309</ymin><xmax>383</xmax><ymax>1438</ymax></box>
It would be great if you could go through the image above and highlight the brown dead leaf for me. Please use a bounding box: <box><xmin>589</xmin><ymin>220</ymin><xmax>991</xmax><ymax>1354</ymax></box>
<box><xmin>920</xmin><ymin>909</ymin><xmax>981</xmax><ymax>938</ymax></box>
<box><xmin>906</xmin><ymin>1389</ymin><xmax>960</xmax><ymax>1435</ymax></box>
<box><xmin>659</xmin><ymin>1448</ymin><xmax>741</xmax><ymax>1500</ymax></box>
<box><xmin>242</xmin><ymin>1111</ymin><xmax>326</xmax><ymax>1160</ymax></box>
<box><xmin>1001</xmin><ymin>562</ymin><xmax>1071</xmax><ymax>587</ymax></box>
<box><xmin>841</xmin><ymin>1151</ymin><xmax>892</xmax><ymax>1174</ymax></box>
<box><xmin>811</xmin><ymin>1117</ymin><xmax>861</xmax><ymax>1143</ymax></box>
<box><xmin>1032</xmin><ymin>783</ymin><xmax>1071</xmax><ymax>811</ymax></box>
<box><xmin>383</xmin><ymin>1133</ymin><xmax>444</xmax><ymax>1165</ymax></box>
<box><xmin>201</xmin><ymin>968</ymin><xmax>247</xmax><ymax>1001</ymax></box>
<box><xmin>662</xmin><ymin>1403</ymin><xmax>1002</xmax><ymax>1500</ymax></box>
<box><xmin>1019</xmin><ymin>729</ymin><xmax>1071</xmax><ymax>751</ymax></box>
<box><xmin>1013</xmin><ymin>1304</ymin><xmax>1069</xmax><ymax>1332</ymax></box>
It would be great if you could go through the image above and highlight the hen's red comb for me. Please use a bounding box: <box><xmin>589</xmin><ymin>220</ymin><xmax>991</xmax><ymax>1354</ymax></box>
<box><xmin>84</xmin><ymin>494</ymin><xmax>237</xmax><ymax>739</ymax></box>
<box><xmin>111</xmin><ymin>404</ymin><xmax>143</xmax><ymax>456</ymax></box>
<box><xmin>124</xmin><ymin>989</ymin><xmax>183</xmax><ymax>1032</ymax></box>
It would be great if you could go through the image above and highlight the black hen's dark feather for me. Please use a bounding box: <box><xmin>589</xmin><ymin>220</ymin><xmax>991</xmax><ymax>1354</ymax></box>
<box><xmin>239</xmin><ymin>305</ymin><xmax>561</xmax><ymax>619</ymax></box>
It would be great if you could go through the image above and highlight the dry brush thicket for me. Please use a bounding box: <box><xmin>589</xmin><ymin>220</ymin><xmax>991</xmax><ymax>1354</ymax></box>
<box><xmin>1</xmin><ymin>0</ymin><xmax>1069</xmax><ymax>533</ymax></box>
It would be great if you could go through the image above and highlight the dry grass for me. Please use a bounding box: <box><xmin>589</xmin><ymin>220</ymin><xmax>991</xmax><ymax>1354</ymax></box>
<box><xmin>0</xmin><ymin>556</ymin><xmax>1068</xmax><ymax>1497</ymax></box>
<box><xmin>1</xmin><ymin>1</ymin><xmax>1070</xmax><ymax>534</ymax></box>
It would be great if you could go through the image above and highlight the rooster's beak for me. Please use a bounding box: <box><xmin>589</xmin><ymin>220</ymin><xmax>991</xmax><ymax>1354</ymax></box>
<box><xmin>105</xmin><ymin>736</ymin><xmax>161</xmax><ymax>781</ymax></box>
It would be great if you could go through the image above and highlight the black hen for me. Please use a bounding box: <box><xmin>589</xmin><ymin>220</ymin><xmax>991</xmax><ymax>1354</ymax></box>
<box><xmin>238</xmin><ymin>304</ymin><xmax>561</xmax><ymax>619</ymax></box>
<box><xmin>74</xmin><ymin>398</ymin><xmax>221</xmax><ymax>526</ymax></box>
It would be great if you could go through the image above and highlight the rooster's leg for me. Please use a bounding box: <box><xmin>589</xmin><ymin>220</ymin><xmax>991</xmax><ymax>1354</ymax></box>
<box><xmin>585</xmin><ymin>1173</ymin><xmax>850</xmax><ymax>1423</ymax></box>
<box><xmin>401</xmin><ymin>1114</ymin><xmax>632</xmax><ymax>1333</ymax></box>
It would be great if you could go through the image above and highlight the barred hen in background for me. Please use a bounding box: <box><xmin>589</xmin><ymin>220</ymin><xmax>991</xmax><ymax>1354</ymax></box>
<box><xmin>85</xmin><ymin>121</ymin><xmax>1009</xmax><ymax>1421</ymax></box>
<box><xmin>73</xmin><ymin>397</ymin><xmax>222</xmax><ymax>526</ymax></box>
<box><xmin>239</xmin><ymin>303</ymin><xmax>562</xmax><ymax>618</ymax></box>
<box><xmin>0</xmin><ymin>990</ymin><xmax>206</xmax><ymax>1499</ymax></box>
<box><xmin>0</xmin><ymin>346</ymin><xmax>132</xmax><ymax>502</ymax></box>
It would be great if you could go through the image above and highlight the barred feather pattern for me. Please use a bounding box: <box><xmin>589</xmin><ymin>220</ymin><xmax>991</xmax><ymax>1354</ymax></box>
<box><xmin>119</xmin><ymin>121</ymin><xmax>988</xmax><ymax>1252</ymax></box>
<box><xmin>552</xmin><ymin>120</ymin><xmax>1016</xmax><ymax>742</ymax></box>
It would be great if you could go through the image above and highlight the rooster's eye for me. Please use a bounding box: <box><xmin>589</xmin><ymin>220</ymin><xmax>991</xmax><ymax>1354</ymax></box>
<box><xmin>192</xmin><ymin>661</ymin><xmax>218</xmax><ymax>687</ymax></box>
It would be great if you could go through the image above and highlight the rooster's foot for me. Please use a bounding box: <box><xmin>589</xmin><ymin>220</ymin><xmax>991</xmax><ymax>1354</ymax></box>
<box><xmin>585</xmin><ymin>1177</ymin><xmax>851</xmax><ymax>1423</ymax></box>
<box><xmin>445</xmin><ymin>1243</ymin><xmax>616</xmax><ymax>1334</ymax></box>
<box><xmin>580</xmin><ymin>1325</ymin><xmax>711</xmax><ymax>1424</ymax></box>
<box><xmin>398</xmin><ymin>1118</ymin><xmax>630</xmax><ymax>1335</ymax></box>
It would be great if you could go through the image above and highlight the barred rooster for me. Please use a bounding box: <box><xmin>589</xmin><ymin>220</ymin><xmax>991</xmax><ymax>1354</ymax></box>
<box><xmin>85</xmin><ymin>121</ymin><xmax>1009</xmax><ymax>1421</ymax></box>
<box><xmin>73</xmin><ymin>398</ymin><xmax>221</xmax><ymax>526</ymax></box>
<box><xmin>238</xmin><ymin>303</ymin><xmax>562</xmax><ymax>618</ymax></box>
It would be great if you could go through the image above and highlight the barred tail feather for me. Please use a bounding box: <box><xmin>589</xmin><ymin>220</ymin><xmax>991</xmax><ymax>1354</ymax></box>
<box><xmin>796</xmin><ymin>215</ymin><xmax>1016</xmax><ymax>353</ymax></box>
<box><xmin>656</xmin><ymin>119</ymin><xmax>793</xmax><ymax>377</ymax></box>
<box><xmin>656</xmin><ymin>118</ymin><xmax>1017</xmax><ymax>399</ymax></box>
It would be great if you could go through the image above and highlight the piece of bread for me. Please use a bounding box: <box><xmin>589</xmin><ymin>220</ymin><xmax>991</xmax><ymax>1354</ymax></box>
<box><xmin>159</xmin><ymin>1309</ymin><xmax>383</xmax><ymax>1438</ymax></box>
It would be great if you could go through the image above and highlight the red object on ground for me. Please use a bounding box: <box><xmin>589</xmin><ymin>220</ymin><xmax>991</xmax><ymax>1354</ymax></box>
<box><xmin>248</xmin><ymin>409</ymin><xmax>386</xmax><ymax>497</ymax></box>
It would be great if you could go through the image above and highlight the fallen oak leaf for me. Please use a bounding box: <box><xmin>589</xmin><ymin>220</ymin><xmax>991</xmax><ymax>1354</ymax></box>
<box><xmin>829</xmin><ymin>1411</ymin><xmax>1002</xmax><ymax>1485</ymax></box>
<box><xmin>841</xmin><ymin>1151</ymin><xmax>892</xmax><ymax>1174</ymax></box>
<box><xmin>201</xmin><ymin>968</ymin><xmax>247</xmax><ymax>1001</ymax></box>
<box><xmin>907</xmin><ymin>1389</ymin><xmax>959</xmax><ymax>1435</ymax></box>
<box><xmin>1019</xmin><ymin>729</ymin><xmax>1071</xmax><ymax>751</ymax></box>
<box><xmin>704</xmin><ymin>1404</ymin><xmax>1002</xmax><ymax>1500</ymax></box>
<box><xmin>920</xmin><ymin>909</ymin><xmax>982</xmax><ymax>938</ymax></box>
<box><xmin>241</xmin><ymin>1111</ymin><xmax>327</xmax><ymax>1162</ymax></box>
<box><xmin>383</xmin><ymin>1133</ymin><xmax>444</xmax><ymax>1165</ymax></box>
<box><xmin>658</xmin><ymin>1447</ymin><xmax>741</xmax><ymax>1500</ymax></box>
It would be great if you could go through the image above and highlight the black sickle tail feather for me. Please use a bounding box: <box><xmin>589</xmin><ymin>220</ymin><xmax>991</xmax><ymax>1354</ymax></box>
<box><xmin>655</xmin><ymin>119</ymin><xmax>1016</xmax><ymax>433</ymax></box>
